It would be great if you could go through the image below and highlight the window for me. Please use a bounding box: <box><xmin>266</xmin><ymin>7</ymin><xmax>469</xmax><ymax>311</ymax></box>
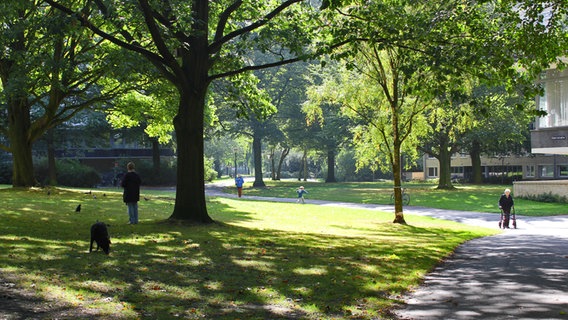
<box><xmin>525</xmin><ymin>165</ymin><xmax>535</xmax><ymax>178</ymax></box>
<box><xmin>559</xmin><ymin>165</ymin><xmax>568</xmax><ymax>177</ymax></box>
<box><xmin>428</xmin><ymin>167</ymin><xmax>438</xmax><ymax>178</ymax></box>
<box><xmin>537</xmin><ymin>69</ymin><xmax>568</xmax><ymax>129</ymax></box>
<box><xmin>451</xmin><ymin>166</ymin><xmax>464</xmax><ymax>174</ymax></box>
<box><xmin>539</xmin><ymin>165</ymin><xmax>554</xmax><ymax>178</ymax></box>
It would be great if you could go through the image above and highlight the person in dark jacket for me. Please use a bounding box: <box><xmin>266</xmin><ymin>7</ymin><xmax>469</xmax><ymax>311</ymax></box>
<box><xmin>498</xmin><ymin>188</ymin><xmax>514</xmax><ymax>228</ymax></box>
<box><xmin>121</xmin><ymin>162</ymin><xmax>142</xmax><ymax>224</ymax></box>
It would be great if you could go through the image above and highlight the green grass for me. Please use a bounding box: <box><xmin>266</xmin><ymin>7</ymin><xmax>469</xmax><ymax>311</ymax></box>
<box><xmin>0</xmin><ymin>187</ymin><xmax>497</xmax><ymax>319</ymax></box>
<box><xmin>229</xmin><ymin>180</ymin><xmax>568</xmax><ymax>216</ymax></box>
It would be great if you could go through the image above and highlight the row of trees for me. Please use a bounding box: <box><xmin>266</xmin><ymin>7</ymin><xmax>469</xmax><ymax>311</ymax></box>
<box><xmin>1</xmin><ymin>0</ymin><xmax>566</xmax><ymax>224</ymax></box>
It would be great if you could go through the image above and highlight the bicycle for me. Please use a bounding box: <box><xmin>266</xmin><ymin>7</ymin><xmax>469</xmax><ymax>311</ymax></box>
<box><xmin>390</xmin><ymin>188</ymin><xmax>410</xmax><ymax>206</ymax></box>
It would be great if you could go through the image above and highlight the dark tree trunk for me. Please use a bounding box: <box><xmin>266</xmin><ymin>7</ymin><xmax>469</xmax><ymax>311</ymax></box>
<box><xmin>252</xmin><ymin>132</ymin><xmax>265</xmax><ymax>187</ymax></box>
<box><xmin>391</xmin><ymin>104</ymin><xmax>406</xmax><ymax>224</ymax></box>
<box><xmin>269</xmin><ymin>148</ymin><xmax>276</xmax><ymax>180</ymax></box>
<box><xmin>470</xmin><ymin>140</ymin><xmax>483</xmax><ymax>184</ymax></box>
<box><xmin>437</xmin><ymin>137</ymin><xmax>454</xmax><ymax>189</ymax></box>
<box><xmin>8</xmin><ymin>99</ymin><xmax>37</xmax><ymax>187</ymax></box>
<box><xmin>325</xmin><ymin>149</ymin><xmax>337</xmax><ymax>183</ymax></box>
<box><xmin>151</xmin><ymin>138</ymin><xmax>161</xmax><ymax>177</ymax></box>
<box><xmin>275</xmin><ymin>147</ymin><xmax>289</xmax><ymax>180</ymax></box>
<box><xmin>47</xmin><ymin>129</ymin><xmax>57</xmax><ymax>186</ymax></box>
<box><xmin>302</xmin><ymin>149</ymin><xmax>308</xmax><ymax>181</ymax></box>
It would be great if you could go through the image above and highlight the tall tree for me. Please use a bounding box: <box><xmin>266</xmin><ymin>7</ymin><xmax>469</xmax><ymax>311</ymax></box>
<box><xmin>47</xmin><ymin>0</ymin><xmax>337</xmax><ymax>223</ymax></box>
<box><xmin>0</xmin><ymin>1</ymin><xmax>137</xmax><ymax>187</ymax></box>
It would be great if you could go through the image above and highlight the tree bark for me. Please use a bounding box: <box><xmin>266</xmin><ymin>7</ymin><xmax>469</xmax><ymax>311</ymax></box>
<box><xmin>252</xmin><ymin>131</ymin><xmax>265</xmax><ymax>187</ymax></box>
<box><xmin>47</xmin><ymin>129</ymin><xmax>58</xmax><ymax>186</ymax></box>
<box><xmin>169</xmin><ymin>93</ymin><xmax>213</xmax><ymax>223</ymax></box>
<box><xmin>151</xmin><ymin>137</ymin><xmax>161</xmax><ymax>177</ymax></box>
<box><xmin>8</xmin><ymin>99</ymin><xmax>37</xmax><ymax>187</ymax></box>
<box><xmin>470</xmin><ymin>139</ymin><xmax>483</xmax><ymax>184</ymax></box>
<box><xmin>437</xmin><ymin>136</ymin><xmax>454</xmax><ymax>189</ymax></box>
<box><xmin>275</xmin><ymin>147</ymin><xmax>289</xmax><ymax>180</ymax></box>
<box><xmin>325</xmin><ymin>149</ymin><xmax>337</xmax><ymax>183</ymax></box>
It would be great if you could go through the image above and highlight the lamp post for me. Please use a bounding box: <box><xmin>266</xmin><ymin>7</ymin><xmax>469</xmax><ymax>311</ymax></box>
<box><xmin>233</xmin><ymin>148</ymin><xmax>238</xmax><ymax>178</ymax></box>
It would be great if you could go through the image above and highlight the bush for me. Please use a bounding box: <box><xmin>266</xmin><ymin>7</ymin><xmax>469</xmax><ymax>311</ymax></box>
<box><xmin>0</xmin><ymin>162</ymin><xmax>12</xmax><ymax>184</ymax></box>
<box><xmin>519</xmin><ymin>192</ymin><xmax>568</xmax><ymax>204</ymax></box>
<box><xmin>35</xmin><ymin>159</ymin><xmax>101</xmax><ymax>188</ymax></box>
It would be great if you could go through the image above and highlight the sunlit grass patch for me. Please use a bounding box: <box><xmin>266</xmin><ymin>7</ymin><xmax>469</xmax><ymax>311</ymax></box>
<box><xmin>0</xmin><ymin>187</ymin><xmax>497</xmax><ymax>319</ymax></box>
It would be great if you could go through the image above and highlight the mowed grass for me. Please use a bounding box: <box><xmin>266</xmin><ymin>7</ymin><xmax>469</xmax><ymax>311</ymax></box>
<box><xmin>0</xmin><ymin>187</ymin><xmax>497</xmax><ymax>319</ymax></box>
<box><xmin>231</xmin><ymin>180</ymin><xmax>568</xmax><ymax>216</ymax></box>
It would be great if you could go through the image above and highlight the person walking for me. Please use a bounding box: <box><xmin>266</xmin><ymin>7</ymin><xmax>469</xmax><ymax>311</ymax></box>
<box><xmin>296</xmin><ymin>186</ymin><xmax>308</xmax><ymax>204</ymax></box>
<box><xmin>121</xmin><ymin>162</ymin><xmax>142</xmax><ymax>224</ymax></box>
<box><xmin>498</xmin><ymin>188</ymin><xmax>514</xmax><ymax>229</ymax></box>
<box><xmin>235</xmin><ymin>174</ymin><xmax>244</xmax><ymax>198</ymax></box>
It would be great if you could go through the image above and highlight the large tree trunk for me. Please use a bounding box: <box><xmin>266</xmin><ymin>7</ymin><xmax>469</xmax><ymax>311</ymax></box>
<box><xmin>8</xmin><ymin>100</ymin><xmax>37</xmax><ymax>187</ymax></box>
<box><xmin>470</xmin><ymin>140</ymin><xmax>483</xmax><ymax>184</ymax></box>
<box><xmin>325</xmin><ymin>149</ymin><xmax>337</xmax><ymax>183</ymax></box>
<box><xmin>252</xmin><ymin>131</ymin><xmax>265</xmax><ymax>187</ymax></box>
<box><xmin>168</xmin><ymin>90</ymin><xmax>213</xmax><ymax>223</ymax></box>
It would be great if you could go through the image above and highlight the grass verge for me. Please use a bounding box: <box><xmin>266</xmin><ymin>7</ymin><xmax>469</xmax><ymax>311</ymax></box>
<box><xmin>0</xmin><ymin>187</ymin><xmax>497</xmax><ymax>319</ymax></box>
<box><xmin>227</xmin><ymin>180</ymin><xmax>568</xmax><ymax>216</ymax></box>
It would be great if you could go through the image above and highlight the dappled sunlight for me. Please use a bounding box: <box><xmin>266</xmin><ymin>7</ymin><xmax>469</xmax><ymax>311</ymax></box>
<box><xmin>0</xmin><ymin>187</ymin><xmax>497</xmax><ymax>319</ymax></box>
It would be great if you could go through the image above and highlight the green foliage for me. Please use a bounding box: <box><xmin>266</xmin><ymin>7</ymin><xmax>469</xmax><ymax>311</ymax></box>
<box><xmin>0</xmin><ymin>161</ymin><xmax>12</xmax><ymax>184</ymax></box>
<box><xmin>204</xmin><ymin>157</ymin><xmax>217</xmax><ymax>182</ymax></box>
<box><xmin>35</xmin><ymin>159</ymin><xmax>101</xmax><ymax>188</ymax></box>
<box><xmin>518</xmin><ymin>192</ymin><xmax>568</xmax><ymax>204</ymax></box>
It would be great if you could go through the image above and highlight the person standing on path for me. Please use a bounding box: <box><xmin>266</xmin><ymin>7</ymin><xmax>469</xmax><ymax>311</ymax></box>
<box><xmin>235</xmin><ymin>174</ymin><xmax>244</xmax><ymax>198</ymax></box>
<box><xmin>498</xmin><ymin>188</ymin><xmax>514</xmax><ymax>229</ymax></box>
<box><xmin>121</xmin><ymin>162</ymin><xmax>142</xmax><ymax>224</ymax></box>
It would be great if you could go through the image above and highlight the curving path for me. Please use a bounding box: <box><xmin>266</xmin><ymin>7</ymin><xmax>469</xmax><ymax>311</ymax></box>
<box><xmin>206</xmin><ymin>182</ymin><xmax>568</xmax><ymax>319</ymax></box>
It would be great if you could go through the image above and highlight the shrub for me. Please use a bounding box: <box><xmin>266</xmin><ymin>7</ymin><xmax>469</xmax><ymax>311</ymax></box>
<box><xmin>518</xmin><ymin>192</ymin><xmax>568</xmax><ymax>204</ymax></box>
<box><xmin>0</xmin><ymin>162</ymin><xmax>12</xmax><ymax>184</ymax></box>
<box><xmin>35</xmin><ymin>159</ymin><xmax>101</xmax><ymax>187</ymax></box>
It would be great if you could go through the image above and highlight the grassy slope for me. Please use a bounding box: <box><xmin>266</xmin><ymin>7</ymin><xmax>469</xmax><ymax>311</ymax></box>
<box><xmin>0</xmin><ymin>187</ymin><xmax>497</xmax><ymax>319</ymax></box>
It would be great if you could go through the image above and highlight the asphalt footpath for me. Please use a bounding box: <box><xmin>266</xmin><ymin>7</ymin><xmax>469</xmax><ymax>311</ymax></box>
<box><xmin>206</xmin><ymin>183</ymin><xmax>568</xmax><ymax>319</ymax></box>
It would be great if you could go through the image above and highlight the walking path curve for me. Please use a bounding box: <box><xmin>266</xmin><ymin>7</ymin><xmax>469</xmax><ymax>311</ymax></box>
<box><xmin>206</xmin><ymin>183</ymin><xmax>568</xmax><ymax>319</ymax></box>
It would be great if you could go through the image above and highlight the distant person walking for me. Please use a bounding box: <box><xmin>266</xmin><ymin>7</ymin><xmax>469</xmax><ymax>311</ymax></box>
<box><xmin>235</xmin><ymin>174</ymin><xmax>244</xmax><ymax>198</ymax></box>
<box><xmin>498</xmin><ymin>188</ymin><xmax>514</xmax><ymax>229</ymax></box>
<box><xmin>296</xmin><ymin>186</ymin><xmax>308</xmax><ymax>204</ymax></box>
<box><xmin>121</xmin><ymin>162</ymin><xmax>142</xmax><ymax>224</ymax></box>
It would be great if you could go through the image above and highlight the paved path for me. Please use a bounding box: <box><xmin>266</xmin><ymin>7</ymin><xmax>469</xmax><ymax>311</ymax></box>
<box><xmin>207</xmin><ymin>183</ymin><xmax>568</xmax><ymax>319</ymax></box>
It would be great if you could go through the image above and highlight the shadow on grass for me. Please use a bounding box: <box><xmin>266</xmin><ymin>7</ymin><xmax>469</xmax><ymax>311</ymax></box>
<box><xmin>0</xmin><ymin>188</ymin><xmax>485</xmax><ymax>319</ymax></box>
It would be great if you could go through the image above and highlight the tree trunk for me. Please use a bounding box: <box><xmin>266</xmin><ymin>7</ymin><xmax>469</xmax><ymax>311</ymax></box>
<box><xmin>302</xmin><ymin>149</ymin><xmax>308</xmax><ymax>181</ymax></box>
<box><xmin>252</xmin><ymin>132</ymin><xmax>265</xmax><ymax>187</ymax></box>
<box><xmin>391</xmin><ymin>103</ymin><xmax>406</xmax><ymax>224</ymax></box>
<box><xmin>470</xmin><ymin>140</ymin><xmax>483</xmax><ymax>184</ymax></box>
<box><xmin>168</xmin><ymin>90</ymin><xmax>213</xmax><ymax>223</ymax></box>
<box><xmin>151</xmin><ymin>137</ymin><xmax>161</xmax><ymax>177</ymax></box>
<box><xmin>47</xmin><ymin>129</ymin><xmax>57</xmax><ymax>186</ymax></box>
<box><xmin>8</xmin><ymin>99</ymin><xmax>37</xmax><ymax>187</ymax></box>
<box><xmin>275</xmin><ymin>147</ymin><xmax>289</xmax><ymax>180</ymax></box>
<box><xmin>325</xmin><ymin>149</ymin><xmax>337</xmax><ymax>183</ymax></box>
<box><xmin>437</xmin><ymin>137</ymin><xmax>454</xmax><ymax>189</ymax></box>
<box><xmin>269</xmin><ymin>148</ymin><xmax>276</xmax><ymax>180</ymax></box>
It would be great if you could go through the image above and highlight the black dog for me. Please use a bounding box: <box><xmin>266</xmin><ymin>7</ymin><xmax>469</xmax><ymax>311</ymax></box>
<box><xmin>90</xmin><ymin>222</ymin><xmax>111</xmax><ymax>254</ymax></box>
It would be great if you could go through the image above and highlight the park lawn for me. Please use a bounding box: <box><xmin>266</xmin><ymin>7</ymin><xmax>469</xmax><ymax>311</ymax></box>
<box><xmin>231</xmin><ymin>180</ymin><xmax>568</xmax><ymax>216</ymax></box>
<box><xmin>0</xmin><ymin>187</ymin><xmax>497</xmax><ymax>319</ymax></box>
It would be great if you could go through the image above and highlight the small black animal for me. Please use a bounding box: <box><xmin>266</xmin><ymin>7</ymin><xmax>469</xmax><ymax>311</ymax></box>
<box><xmin>75</xmin><ymin>204</ymin><xmax>81</xmax><ymax>212</ymax></box>
<box><xmin>90</xmin><ymin>222</ymin><xmax>111</xmax><ymax>254</ymax></box>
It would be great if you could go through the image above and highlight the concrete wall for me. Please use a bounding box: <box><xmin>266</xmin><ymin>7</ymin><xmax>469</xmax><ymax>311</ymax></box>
<box><xmin>513</xmin><ymin>180</ymin><xmax>568</xmax><ymax>197</ymax></box>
